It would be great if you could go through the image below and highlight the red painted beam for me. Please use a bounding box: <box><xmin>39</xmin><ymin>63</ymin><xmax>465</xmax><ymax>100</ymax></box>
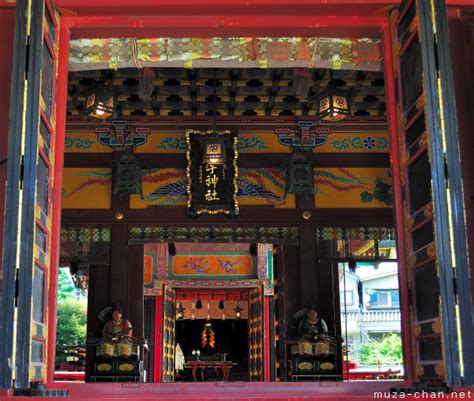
<box><xmin>57</xmin><ymin>5</ymin><xmax>397</xmax><ymax>24</ymax></box>
<box><xmin>59</xmin><ymin>6</ymin><xmax>393</xmax><ymax>17</ymax></box>
<box><xmin>46</xmin><ymin>25</ymin><xmax>71</xmax><ymax>386</ymax></box>
<box><xmin>62</xmin><ymin>14</ymin><xmax>388</xmax><ymax>38</ymax></box>
<box><xmin>70</xmin><ymin>27</ymin><xmax>383</xmax><ymax>39</ymax></box>
<box><xmin>57</xmin><ymin>0</ymin><xmax>398</xmax><ymax>5</ymax></box>
<box><xmin>0</xmin><ymin>1</ymin><xmax>15</xmax><ymax>9</ymax></box>
<box><xmin>56</xmin><ymin>0</ymin><xmax>395</xmax><ymax>38</ymax></box>
<box><xmin>446</xmin><ymin>0</ymin><xmax>474</xmax><ymax>6</ymax></box>
<box><xmin>56</xmin><ymin>0</ymin><xmax>400</xmax><ymax>15</ymax></box>
<box><xmin>62</xmin><ymin>14</ymin><xmax>388</xmax><ymax>29</ymax></box>
<box><xmin>381</xmin><ymin>25</ymin><xmax>414</xmax><ymax>384</ymax></box>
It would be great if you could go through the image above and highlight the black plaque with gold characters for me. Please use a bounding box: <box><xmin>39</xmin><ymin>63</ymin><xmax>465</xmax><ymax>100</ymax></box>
<box><xmin>186</xmin><ymin>129</ymin><xmax>239</xmax><ymax>216</ymax></box>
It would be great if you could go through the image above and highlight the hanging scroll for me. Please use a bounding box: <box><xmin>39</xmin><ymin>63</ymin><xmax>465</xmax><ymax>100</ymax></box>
<box><xmin>186</xmin><ymin>129</ymin><xmax>239</xmax><ymax>216</ymax></box>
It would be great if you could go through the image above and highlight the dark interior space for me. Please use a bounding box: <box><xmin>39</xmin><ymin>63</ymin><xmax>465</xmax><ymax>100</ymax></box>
<box><xmin>176</xmin><ymin>319</ymin><xmax>248</xmax><ymax>381</ymax></box>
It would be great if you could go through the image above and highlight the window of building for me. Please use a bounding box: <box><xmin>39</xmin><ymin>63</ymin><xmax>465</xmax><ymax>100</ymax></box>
<box><xmin>340</xmin><ymin>290</ymin><xmax>354</xmax><ymax>306</ymax></box>
<box><xmin>367</xmin><ymin>289</ymin><xmax>399</xmax><ymax>309</ymax></box>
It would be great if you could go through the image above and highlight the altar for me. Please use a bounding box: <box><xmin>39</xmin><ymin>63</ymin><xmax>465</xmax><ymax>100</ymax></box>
<box><xmin>185</xmin><ymin>360</ymin><xmax>238</xmax><ymax>382</ymax></box>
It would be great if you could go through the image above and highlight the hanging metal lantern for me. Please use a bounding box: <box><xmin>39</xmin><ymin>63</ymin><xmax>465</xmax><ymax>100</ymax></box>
<box><xmin>317</xmin><ymin>87</ymin><xmax>350</xmax><ymax>122</ymax></box>
<box><xmin>233</xmin><ymin>303</ymin><xmax>243</xmax><ymax>320</ymax></box>
<box><xmin>86</xmin><ymin>86</ymin><xmax>114</xmax><ymax>120</ymax></box>
<box><xmin>285</xmin><ymin>152</ymin><xmax>314</xmax><ymax>195</ymax></box>
<box><xmin>176</xmin><ymin>303</ymin><xmax>186</xmax><ymax>320</ymax></box>
<box><xmin>113</xmin><ymin>153</ymin><xmax>142</xmax><ymax>195</ymax></box>
<box><xmin>202</xmin><ymin>137</ymin><xmax>226</xmax><ymax>165</ymax></box>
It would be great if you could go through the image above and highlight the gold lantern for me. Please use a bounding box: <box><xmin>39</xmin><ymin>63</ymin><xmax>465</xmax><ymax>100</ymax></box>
<box><xmin>86</xmin><ymin>86</ymin><xmax>114</xmax><ymax>119</ymax></box>
<box><xmin>317</xmin><ymin>87</ymin><xmax>350</xmax><ymax>122</ymax></box>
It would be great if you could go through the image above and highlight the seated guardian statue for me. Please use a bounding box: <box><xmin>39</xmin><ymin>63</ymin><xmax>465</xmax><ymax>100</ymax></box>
<box><xmin>295</xmin><ymin>306</ymin><xmax>331</xmax><ymax>357</ymax></box>
<box><xmin>98</xmin><ymin>304</ymin><xmax>135</xmax><ymax>358</ymax></box>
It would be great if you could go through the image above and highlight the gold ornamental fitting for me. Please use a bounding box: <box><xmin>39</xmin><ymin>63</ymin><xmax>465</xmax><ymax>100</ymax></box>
<box><xmin>302</xmin><ymin>211</ymin><xmax>311</xmax><ymax>220</ymax></box>
<box><xmin>115</xmin><ymin>211</ymin><xmax>124</xmax><ymax>220</ymax></box>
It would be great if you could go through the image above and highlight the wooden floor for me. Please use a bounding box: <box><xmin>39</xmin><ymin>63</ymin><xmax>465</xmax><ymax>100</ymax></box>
<box><xmin>6</xmin><ymin>381</ymin><xmax>473</xmax><ymax>401</ymax></box>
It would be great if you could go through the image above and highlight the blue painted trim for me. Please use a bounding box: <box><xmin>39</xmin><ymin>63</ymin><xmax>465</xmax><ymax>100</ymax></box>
<box><xmin>418</xmin><ymin>0</ymin><xmax>461</xmax><ymax>386</ymax></box>
<box><xmin>15</xmin><ymin>0</ymin><xmax>46</xmax><ymax>388</ymax></box>
<box><xmin>0</xmin><ymin>0</ymin><xmax>29</xmax><ymax>390</ymax></box>
<box><xmin>431</xmin><ymin>0</ymin><xmax>474</xmax><ymax>385</ymax></box>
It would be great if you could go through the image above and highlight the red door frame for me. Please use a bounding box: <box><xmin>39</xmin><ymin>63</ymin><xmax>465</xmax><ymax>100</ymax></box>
<box><xmin>169</xmin><ymin>288</ymin><xmax>265</xmax><ymax>382</ymax></box>
<box><xmin>47</xmin><ymin>2</ymin><xmax>413</xmax><ymax>386</ymax></box>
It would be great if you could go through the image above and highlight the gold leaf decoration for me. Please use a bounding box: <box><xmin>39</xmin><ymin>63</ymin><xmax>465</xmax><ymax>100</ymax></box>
<box><xmin>97</xmin><ymin>363</ymin><xmax>112</xmax><ymax>372</ymax></box>
<box><xmin>315</xmin><ymin>342</ymin><xmax>330</xmax><ymax>356</ymax></box>
<box><xmin>118</xmin><ymin>363</ymin><xmax>134</xmax><ymax>372</ymax></box>
<box><xmin>423</xmin><ymin>203</ymin><xmax>434</xmax><ymax>218</ymax></box>
<box><xmin>427</xmin><ymin>244</ymin><xmax>437</xmax><ymax>258</ymax></box>
<box><xmin>320</xmin><ymin>362</ymin><xmax>335</xmax><ymax>370</ymax></box>
<box><xmin>297</xmin><ymin>362</ymin><xmax>313</xmax><ymax>371</ymax></box>
<box><xmin>407</xmin><ymin>255</ymin><xmax>417</xmax><ymax>268</ymax></box>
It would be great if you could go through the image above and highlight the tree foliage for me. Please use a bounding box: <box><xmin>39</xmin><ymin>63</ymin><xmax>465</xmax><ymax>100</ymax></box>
<box><xmin>56</xmin><ymin>299</ymin><xmax>87</xmax><ymax>367</ymax></box>
<box><xmin>359</xmin><ymin>333</ymin><xmax>403</xmax><ymax>365</ymax></box>
<box><xmin>55</xmin><ymin>269</ymin><xmax>87</xmax><ymax>367</ymax></box>
<box><xmin>57</xmin><ymin>268</ymin><xmax>76</xmax><ymax>301</ymax></box>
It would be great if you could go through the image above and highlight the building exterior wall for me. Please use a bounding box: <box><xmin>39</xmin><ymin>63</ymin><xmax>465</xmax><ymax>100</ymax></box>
<box><xmin>340</xmin><ymin>265</ymin><xmax>401</xmax><ymax>363</ymax></box>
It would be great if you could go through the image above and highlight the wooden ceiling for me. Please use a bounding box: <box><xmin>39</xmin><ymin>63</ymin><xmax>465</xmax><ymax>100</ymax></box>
<box><xmin>67</xmin><ymin>67</ymin><xmax>386</xmax><ymax>118</ymax></box>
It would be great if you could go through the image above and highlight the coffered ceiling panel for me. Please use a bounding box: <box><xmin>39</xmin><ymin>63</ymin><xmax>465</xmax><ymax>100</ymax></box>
<box><xmin>67</xmin><ymin>67</ymin><xmax>386</xmax><ymax>118</ymax></box>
